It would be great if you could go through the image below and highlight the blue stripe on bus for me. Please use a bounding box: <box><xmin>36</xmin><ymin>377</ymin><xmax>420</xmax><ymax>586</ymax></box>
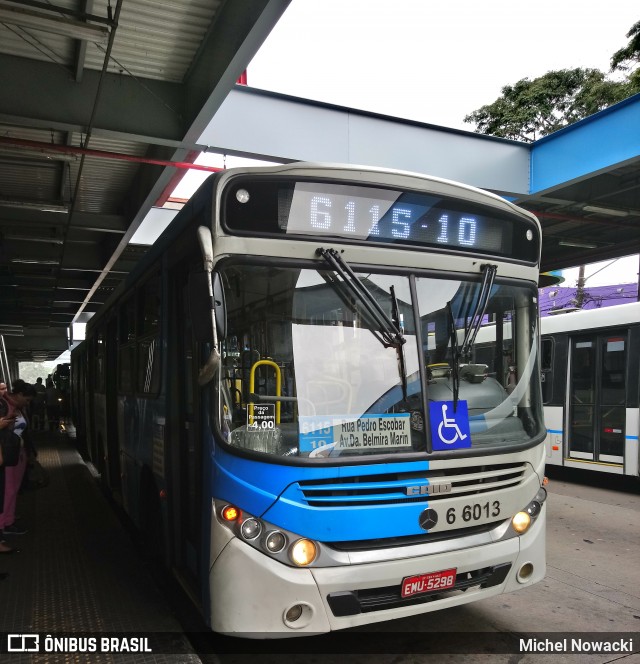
<box><xmin>546</xmin><ymin>430</ymin><xmax>638</xmax><ymax>439</ymax></box>
<box><xmin>213</xmin><ymin>445</ymin><xmax>434</xmax><ymax>541</ymax></box>
<box><xmin>544</xmin><ymin>430</ymin><xmax>636</xmax><ymax>440</ymax></box>
<box><xmin>263</xmin><ymin>492</ymin><xmax>433</xmax><ymax>542</ymax></box>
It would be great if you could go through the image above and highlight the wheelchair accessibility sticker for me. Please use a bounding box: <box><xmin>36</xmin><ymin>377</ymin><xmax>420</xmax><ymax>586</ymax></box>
<box><xmin>429</xmin><ymin>401</ymin><xmax>472</xmax><ymax>450</ymax></box>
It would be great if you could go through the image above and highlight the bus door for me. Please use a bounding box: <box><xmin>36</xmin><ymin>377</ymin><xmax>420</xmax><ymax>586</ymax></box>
<box><xmin>169</xmin><ymin>261</ymin><xmax>203</xmax><ymax>591</ymax></box>
<box><xmin>568</xmin><ymin>331</ymin><xmax>627</xmax><ymax>465</ymax></box>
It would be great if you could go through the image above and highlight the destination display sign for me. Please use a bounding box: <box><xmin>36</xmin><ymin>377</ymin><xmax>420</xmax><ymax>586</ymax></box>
<box><xmin>223</xmin><ymin>177</ymin><xmax>539</xmax><ymax>262</ymax></box>
<box><xmin>299</xmin><ymin>413</ymin><xmax>412</xmax><ymax>456</ymax></box>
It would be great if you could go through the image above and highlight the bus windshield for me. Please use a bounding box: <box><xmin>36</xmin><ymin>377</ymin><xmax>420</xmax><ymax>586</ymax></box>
<box><xmin>218</xmin><ymin>263</ymin><xmax>543</xmax><ymax>459</ymax></box>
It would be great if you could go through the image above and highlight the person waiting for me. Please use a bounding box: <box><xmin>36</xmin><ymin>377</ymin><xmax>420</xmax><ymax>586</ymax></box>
<box><xmin>0</xmin><ymin>380</ymin><xmax>12</xmax><ymax>560</ymax></box>
<box><xmin>32</xmin><ymin>377</ymin><xmax>47</xmax><ymax>431</ymax></box>
<box><xmin>0</xmin><ymin>379</ymin><xmax>36</xmax><ymax>544</ymax></box>
<box><xmin>45</xmin><ymin>376</ymin><xmax>61</xmax><ymax>432</ymax></box>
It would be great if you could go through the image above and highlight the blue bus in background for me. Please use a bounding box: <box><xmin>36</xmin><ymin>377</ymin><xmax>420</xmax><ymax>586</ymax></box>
<box><xmin>71</xmin><ymin>162</ymin><xmax>547</xmax><ymax>637</ymax></box>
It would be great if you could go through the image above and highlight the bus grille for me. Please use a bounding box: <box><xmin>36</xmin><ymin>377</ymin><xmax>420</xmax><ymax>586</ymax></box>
<box><xmin>297</xmin><ymin>462</ymin><xmax>527</xmax><ymax>507</ymax></box>
<box><xmin>327</xmin><ymin>563</ymin><xmax>512</xmax><ymax>616</ymax></box>
<box><xmin>327</xmin><ymin>521</ymin><xmax>500</xmax><ymax>551</ymax></box>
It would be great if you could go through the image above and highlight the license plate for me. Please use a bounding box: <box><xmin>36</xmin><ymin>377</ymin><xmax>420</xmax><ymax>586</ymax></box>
<box><xmin>401</xmin><ymin>568</ymin><xmax>457</xmax><ymax>598</ymax></box>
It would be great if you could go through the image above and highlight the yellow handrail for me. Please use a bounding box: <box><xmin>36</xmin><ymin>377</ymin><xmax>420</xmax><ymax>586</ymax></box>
<box><xmin>249</xmin><ymin>360</ymin><xmax>281</xmax><ymax>424</ymax></box>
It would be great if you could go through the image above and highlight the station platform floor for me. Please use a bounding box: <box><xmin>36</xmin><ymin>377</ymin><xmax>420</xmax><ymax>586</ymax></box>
<box><xmin>0</xmin><ymin>428</ymin><xmax>202</xmax><ymax>663</ymax></box>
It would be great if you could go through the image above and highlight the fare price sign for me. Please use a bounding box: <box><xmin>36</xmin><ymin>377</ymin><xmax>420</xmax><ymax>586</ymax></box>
<box><xmin>299</xmin><ymin>413</ymin><xmax>411</xmax><ymax>454</ymax></box>
<box><xmin>247</xmin><ymin>403</ymin><xmax>276</xmax><ymax>430</ymax></box>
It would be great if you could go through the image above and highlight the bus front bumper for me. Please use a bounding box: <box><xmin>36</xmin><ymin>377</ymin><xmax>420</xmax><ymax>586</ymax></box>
<box><xmin>209</xmin><ymin>506</ymin><xmax>546</xmax><ymax>638</ymax></box>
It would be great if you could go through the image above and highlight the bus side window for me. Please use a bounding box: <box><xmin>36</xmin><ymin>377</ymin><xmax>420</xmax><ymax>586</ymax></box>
<box><xmin>118</xmin><ymin>297</ymin><xmax>136</xmax><ymax>393</ymax></box>
<box><xmin>136</xmin><ymin>272</ymin><xmax>162</xmax><ymax>395</ymax></box>
<box><xmin>541</xmin><ymin>337</ymin><xmax>554</xmax><ymax>404</ymax></box>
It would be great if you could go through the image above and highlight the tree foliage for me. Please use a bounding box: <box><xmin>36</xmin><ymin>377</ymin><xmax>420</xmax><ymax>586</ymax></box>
<box><xmin>464</xmin><ymin>21</ymin><xmax>640</xmax><ymax>142</ymax></box>
<box><xmin>611</xmin><ymin>19</ymin><xmax>640</xmax><ymax>87</ymax></box>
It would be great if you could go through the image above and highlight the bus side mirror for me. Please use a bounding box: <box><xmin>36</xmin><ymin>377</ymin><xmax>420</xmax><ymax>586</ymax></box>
<box><xmin>195</xmin><ymin>225</ymin><xmax>224</xmax><ymax>384</ymax></box>
<box><xmin>188</xmin><ymin>271</ymin><xmax>227</xmax><ymax>343</ymax></box>
<box><xmin>212</xmin><ymin>272</ymin><xmax>227</xmax><ymax>340</ymax></box>
<box><xmin>188</xmin><ymin>271</ymin><xmax>213</xmax><ymax>342</ymax></box>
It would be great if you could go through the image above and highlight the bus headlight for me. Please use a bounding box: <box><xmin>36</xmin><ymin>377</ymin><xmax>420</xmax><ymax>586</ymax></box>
<box><xmin>265</xmin><ymin>530</ymin><xmax>287</xmax><ymax>553</ymax></box>
<box><xmin>240</xmin><ymin>517</ymin><xmax>262</xmax><ymax>540</ymax></box>
<box><xmin>290</xmin><ymin>539</ymin><xmax>317</xmax><ymax>566</ymax></box>
<box><xmin>526</xmin><ymin>501</ymin><xmax>542</xmax><ymax>518</ymax></box>
<box><xmin>214</xmin><ymin>501</ymin><xmax>320</xmax><ymax>567</ymax></box>
<box><xmin>512</xmin><ymin>485</ymin><xmax>548</xmax><ymax>535</ymax></box>
<box><xmin>512</xmin><ymin>511</ymin><xmax>531</xmax><ymax>534</ymax></box>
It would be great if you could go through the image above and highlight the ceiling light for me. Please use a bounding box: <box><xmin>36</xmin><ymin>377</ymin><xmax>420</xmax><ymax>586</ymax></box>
<box><xmin>41</xmin><ymin>207</ymin><xmax>70</xmax><ymax>214</ymax></box>
<box><xmin>0</xmin><ymin>5</ymin><xmax>109</xmax><ymax>42</ymax></box>
<box><xmin>0</xmin><ymin>325</ymin><xmax>24</xmax><ymax>336</ymax></box>
<box><xmin>4</xmin><ymin>234</ymin><xmax>64</xmax><ymax>245</ymax></box>
<box><xmin>558</xmin><ymin>240</ymin><xmax>598</xmax><ymax>249</ymax></box>
<box><xmin>10</xmin><ymin>258</ymin><xmax>60</xmax><ymax>265</ymax></box>
<box><xmin>583</xmin><ymin>205</ymin><xmax>629</xmax><ymax>217</ymax></box>
<box><xmin>0</xmin><ymin>199</ymin><xmax>69</xmax><ymax>213</ymax></box>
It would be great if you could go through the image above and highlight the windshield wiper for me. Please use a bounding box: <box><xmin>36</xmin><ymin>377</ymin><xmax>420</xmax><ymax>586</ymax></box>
<box><xmin>390</xmin><ymin>284</ymin><xmax>408</xmax><ymax>403</ymax></box>
<box><xmin>317</xmin><ymin>247</ymin><xmax>408</xmax><ymax>402</ymax></box>
<box><xmin>316</xmin><ymin>248</ymin><xmax>405</xmax><ymax>349</ymax></box>
<box><xmin>447</xmin><ymin>264</ymin><xmax>497</xmax><ymax>411</ymax></box>
<box><xmin>460</xmin><ymin>264</ymin><xmax>497</xmax><ymax>360</ymax></box>
<box><xmin>446</xmin><ymin>301</ymin><xmax>460</xmax><ymax>411</ymax></box>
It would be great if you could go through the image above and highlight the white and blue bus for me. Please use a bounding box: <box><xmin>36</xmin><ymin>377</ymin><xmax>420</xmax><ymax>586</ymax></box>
<box><xmin>71</xmin><ymin>162</ymin><xmax>547</xmax><ymax>637</ymax></box>
<box><xmin>541</xmin><ymin>302</ymin><xmax>640</xmax><ymax>477</ymax></box>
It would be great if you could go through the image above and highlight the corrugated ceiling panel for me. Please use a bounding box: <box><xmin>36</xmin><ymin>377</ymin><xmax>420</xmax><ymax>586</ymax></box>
<box><xmin>0</xmin><ymin>127</ymin><xmax>70</xmax><ymax>191</ymax></box>
<box><xmin>0</xmin><ymin>126</ymin><xmax>151</xmax><ymax>212</ymax></box>
<box><xmin>0</xmin><ymin>161</ymin><xmax>60</xmax><ymax>202</ymax></box>
<box><xmin>0</xmin><ymin>0</ymin><xmax>78</xmax><ymax>66</ymax></box>
<box><xmin>0</xmin><ymin>23</ymin><xmax>75</xmax><ymax>66</ymax></box>
<box><xmin>74</xmin><ymin>159</ymin><xmax>140</xmax><ymax>213</ymax></box>
<box><xmin>69</xmin><ymin>133</ymin><xmax>148</xmax><ymax>214</ymax></box>
<box><xmin>0</xmin><ymin>125</ymin><xmax>67</xmax><ymax>145</ymax></box>
<box><xmin>80</xmin><ymin>134</ymin><xmax>151</xmax><ymax>157</ymax></box>
<box><xmin>84</xmin><ymin>0</ymin><xmax>223</xmax><ymax>81</ymax></box>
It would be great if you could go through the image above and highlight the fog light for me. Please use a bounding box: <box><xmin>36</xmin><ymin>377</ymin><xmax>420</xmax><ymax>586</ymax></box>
<box><xmin>285</xmin><ymin>604</ymin><xmax>303</xmax><ymax>622</ymax></box>
<box><xmin>265</xmin><ymin>530</ymin><xmax>286</xmax><ymax>553</ymax></box>
<box><xmin>512</xmin><ymin>511</ymin><xmax>531</xmax><ymax>534</ymax></box>
<box><xmin>517</xmin><ymin>562</ymin><xmax>534</xmax><ymax>583</ymax></box>
<box><xmin>290</xmin><ymin>538</ymin><xmax>317</xmax><ymax>566</ymax></box>
<box><xmin>240</xmin><ymin>517</ymin><xmax>261</xmax><ymax>540</ymax></box>
<box><xmin>283</xmin><ymin>602</ymin><xmax>314</xmax><ymax>629</ymax></box>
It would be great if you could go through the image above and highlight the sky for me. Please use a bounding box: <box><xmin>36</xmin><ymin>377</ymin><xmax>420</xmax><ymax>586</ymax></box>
<box><xmin>142</xmin><ymin>0</ymin><xmax>639</xmax><ymax>285</ymax></box>
<box><xmin>247</xmin><ymin>0</ymin><xmax>639</xmax><ymax>130</ymax></box>
<box><xmin>560</xmin><ymin>257</ymin><xmax>639</xmax><ymax>287</ymax></box>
